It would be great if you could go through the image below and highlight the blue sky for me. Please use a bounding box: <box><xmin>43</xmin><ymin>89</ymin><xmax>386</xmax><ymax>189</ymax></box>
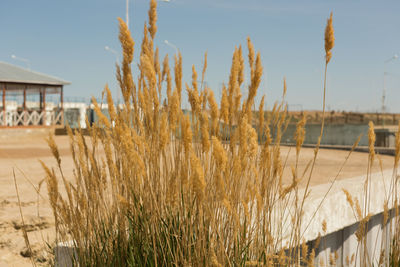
<box><xmin>1</xmin><ymin>0</ymin><xmax>399</xmax><ymax>112</ymax></box>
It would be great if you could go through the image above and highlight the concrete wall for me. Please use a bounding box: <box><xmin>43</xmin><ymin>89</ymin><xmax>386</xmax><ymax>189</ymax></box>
<box><xmin>311</xmin><ymin>207</ymin><xmax>397</xmax><ymax>266</ymax></box>
<box><xmin>61</xmin><ymin>106</ymin><xmax>376</xmax><ymax>149</ymax></box>
<box><xmin>296</xmin><ymin>169</ymin><xmax>399</xmax><ymax>266</ymax></box>
<box><xmin>280</xmin><ymin>124</ymin><xmax>370</xmax><ymax>147</ymax></box>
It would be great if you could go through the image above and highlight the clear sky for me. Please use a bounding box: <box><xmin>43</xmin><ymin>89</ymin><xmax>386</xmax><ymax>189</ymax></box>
<box><xmin>1</xmin><ymin>0</ymin><xmax>399</xmax><ymax>112</ymax></box>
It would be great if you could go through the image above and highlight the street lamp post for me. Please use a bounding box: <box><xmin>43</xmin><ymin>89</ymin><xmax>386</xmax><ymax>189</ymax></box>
<box><xmin>164</xmin><ymin>40</ymin><xmax>179</xmax><ymax>54</ymax></box>
<box><xmin>126</xmin><ymin>0</ymin><xmax>129</xmax><ymax>29</ymax></box>
<box><xmin>382</xmin><ymin>54</ymin><xmax>398</xmax><ymax>113</ymax></box>
<box><xmin>105</xmin><ymin>46</ymin><xmax>121</xmax><ymax>104</ymax></box>
<box><xmin>11</xmin><ymin>54</ymin><xmax>31</xmax><ymax>70</ymax></box>
<box><xmin>105</xmin><ymin>46</ymin><xmax>119</xmax><ymax>65</ymax></box>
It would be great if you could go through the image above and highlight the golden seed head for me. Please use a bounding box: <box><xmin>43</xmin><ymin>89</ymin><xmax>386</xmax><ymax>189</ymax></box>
<box><xmin>368</xmin><ymin>121</ymin><xmax>376</xmax><ymax>163</ymax></box>
<box><xmin>220</xmin><ymin>85</ymin><xmax>229</xmax><ymax>123</ymax></box>
<box><xmin>148</xmin><ymin>0</ymin><xmax>157</xmax><ymax>39</ymax></box>
<box><xmin>207</xmin><ymin>90</ymin><xmax>219</xmax><ymax>135</ymax></box>
<box><xmin>47</xmin><ymin>133</ymin><xmax>61</xmax><ymax>166</ymax></box>
<box><xmin>342</xmin><ymin>188</ymin><xmax>354</xmax><ymax>208</ymax></box>
<box><xmin>92</xmin><ymin>97</ymin><xmax>111</xmax><ymax>128</ymax></box>
<box><xmin>162</xmin><ymin>55</ymin><xmax>172</xmax><ymax>100</ymax></box>
<box><xmin>229</xmin><ymin>47</ymin><xmax>239</xmax><ymax>91</ymax></box>
<box><xmin>186</xmin><ymin>83</ymin><xmax>200</xmax><ymax>115</ymax></box>
<box><xmin>308</xmin><ymin>249</ymin><xmax>315</xmax><ymax>266</ymax></box>
<box><xmin>395</xmin><ymin>122</ymin><xmax>400</xmax><ymax>167</ymax></box>
<box><xmin>200</xmin><ymin>112</ymin><xmax>210</xmax><ymax>153</ymax></box>
<box><xmin>141</xmin><ymin>54</ymin><xmax>157</xmax><ymax>89</ymax></box>
<box><xmin>168</xmin><ymin>89</ymin><xmax>180</xmax><ymax>131</ymax></box>
<box><xmin>258</xmin><ymin>95</ymin><xmax>265</xmax><ymax>136</ymax></box>
<box><xmin>283</xmin><ymin>77</ymin><xmax>287</xmax><ymax>98</ymax></box>
<box><xmin>248</xmin><ymin>124</ymin><xmax>258</xmax><ymax>158</ymax></box>
<box><xmin>355</xmin><ymin>213</ymin><xmax>371</xmax><ymax>241</ymax></box>
<box><xmin>190</xmin><ymin>151</ymin><xmax>206</xmax><ymax>203</ymax></box>
<box><xmin>162</xmin><ymin>54</ymin><xmax>169</xmax><ymax>80</ymax></box>
<box><xmin>182</xmin><ymin>114</ymin><xmax>192</xmax><ymax>155</ymax></box>
<box><xmin>301</xmin><ymin>241</ymin><xmax>308</xmax><ymax>260</ymax></box>
<box><xmin>192</xmin><ymin>64</ymin><xmax>198</xmax><ymax>93</ymax></box>
<box><xmin>246</xmin><ymin>52</ymin><xmax>263</xmax><ymax>124</ymax></box>
<box><xmin>322</xmin><ymin>220</ymin><xmax>327</xmax><ymax>233</ymax></box>
<box><xmin>212</xmin><ymin>137</ymin><xmax>227</xmax><ymax>169</ymax></box>
<box><xmin>355</xmin><ymin>198</ymin><xmax>362</xmax><ymax>219</ymax></box>
<box><xmin>159</xmin><ymin>111</ymin><xmax>169</xmax><ymax>150</ymax></box>
<box><xmin>238</xmin><ymin>45</ymin><xmax>245</xmax><ymax>86</ymax></box>
<box><xmin>295</xmin><ymin>114</ymin><xmax>307</xmax><ymax>155</ymax></box>
<box><xmin>105</xmin><ymin>85</ymin><xmax>116</xmax><ymax>122</ymax></box>
<box><xmin>315</xmin><ymin>234</ymin><xmax>321</xmax><ymax>249</ymax></box>
<box><xmin>383</xmin><ymin>201</ymin><xmax>389</xmax><ymax>225</ymax></box>
<box><xmin>118</xmin><ymin>17</ymin><xmax>134</xmax><ymax>64</ymax></box>
<box><xmin>201</xmin><ymin>52</ymin><xmax>208</xmax><ymax>86</ymax></box>
<box><xmin>247</xmin><ymin>36</ymin><xmax>255</xmax><ymax>78</ymax></box>
<box><xmin>174</xmin><ymin>53</ymin><xmax>183</xmax><ymax>102</ymax></box>
<box><xmin>324</xmin><ymin>12</ymin><xmax>335</xmax><ymax>64</ymax></box>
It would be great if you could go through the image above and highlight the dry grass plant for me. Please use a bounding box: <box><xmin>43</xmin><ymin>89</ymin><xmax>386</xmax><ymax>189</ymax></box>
<box><xmin>40</xmin><ymin>2</ymin><xmax>400</xmax><ymax>266</ymax></box>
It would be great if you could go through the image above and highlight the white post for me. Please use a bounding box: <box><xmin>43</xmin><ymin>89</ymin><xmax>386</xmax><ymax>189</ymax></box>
<box><xmin>164</xmin><ymin>40</ymin><xmax>179</xmax><ymax>54</ymax></box>
<box><xmin>105</xmin><ymin>46</ymin><xmax>121</xmax><ymax>104</ymax></box>
<box><xmin>126</xmin><ymin>0</ymin><xmax>129</xmax><ymax>29</ymax></box>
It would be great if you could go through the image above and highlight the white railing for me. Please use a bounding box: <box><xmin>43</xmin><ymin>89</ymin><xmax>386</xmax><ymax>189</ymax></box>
<box><xmin>0</xmin><ymin>109</ymin><xmax>63</xmax><ymax>126</ymax></box>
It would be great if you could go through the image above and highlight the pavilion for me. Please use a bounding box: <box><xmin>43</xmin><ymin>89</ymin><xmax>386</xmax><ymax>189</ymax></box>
<box><xmin>0</xmin><ymin>62</ymin><xmax>70</xmax><ymax>127</ymax></box>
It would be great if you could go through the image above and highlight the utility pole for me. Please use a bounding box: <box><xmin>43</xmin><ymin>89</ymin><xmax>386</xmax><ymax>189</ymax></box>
<box><xmin>382</xmin><ymin>54</ymin><xmax>398</xmax><ymax>114</ymax></box>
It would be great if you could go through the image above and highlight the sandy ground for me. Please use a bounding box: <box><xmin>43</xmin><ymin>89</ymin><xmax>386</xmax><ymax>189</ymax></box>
<box><xmin>0</xmin><ymin>135</ymin><xmax>73</xmax><ymax>267</ymax></box>
<box><xmin>0</xmin><ymin>133</ymin><xmax>396</xmax><ymax>266</ymax></box>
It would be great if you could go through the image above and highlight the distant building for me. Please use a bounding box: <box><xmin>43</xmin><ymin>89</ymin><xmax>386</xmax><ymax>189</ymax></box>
<box><xmin>0</xmin><ymin>62</ymin><xmax>70</xmax><ymax>127</ymax></box>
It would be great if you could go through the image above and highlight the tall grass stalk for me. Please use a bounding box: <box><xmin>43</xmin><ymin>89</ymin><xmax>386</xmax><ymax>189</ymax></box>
<box><xmin>41</xmin><ymin>1</ymin><xmax>400</xmax><ymax>266</ymax></box>
<box><xmin>42</xmin><ymin>1</ymin><xmax>333</xmax><ymax>265</ymax></box>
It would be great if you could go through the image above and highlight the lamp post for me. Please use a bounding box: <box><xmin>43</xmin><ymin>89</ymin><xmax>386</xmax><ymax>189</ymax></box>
<box><xmin>164</xmin><ymin>40</ymin><xmax>179</xmax><ymax>54</ymax></box>
<box><xmin>11</xmin><ymin>54</ymin><xmax>31</xmax><ymax>70</ymax></box>
<box><xmin>105</xmin><ymin>46</ymin><xmax>121</xmax><ymax>104</ymax></box>
<box><xmin>105</xmin><ymin>46</ymin><xmax>119</xmax><ymax>65</ymax></box>
<box><xmin>382</xmin><ymin>54</ymin><xmax>398</xmax><ymax>113</ymax></box>
<box><xmin>126</xmin><ymin>0</ymin><xmax>129</xmax><ymax>29</ymax></box>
